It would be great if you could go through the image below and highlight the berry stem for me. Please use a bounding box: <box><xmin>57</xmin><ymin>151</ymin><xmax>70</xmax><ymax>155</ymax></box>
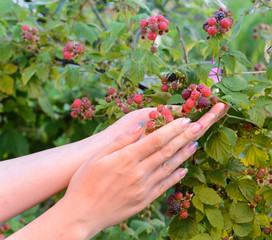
<box><xmin>147</xmin><ymin>217</ymin><xmax>159</xmax><ymax>236</ymax></box>
<box><xmin>226</xmin><ymin>114</ymin><xmax>256</xmax><ymax>125</ymax></box>
<box><xmin>217</xmin><ymin>50</ymin><xmax>221</xmax><ymax>82</ymax></box>
<box><xmin>93</xmin><ymin>114</ymin><xmax>107</xmax><ymax>118</ymax></box>
<box><xmin>176</xmin><ymin>26</ymin><xmax>189</xmax><ymax>64</ymax></box>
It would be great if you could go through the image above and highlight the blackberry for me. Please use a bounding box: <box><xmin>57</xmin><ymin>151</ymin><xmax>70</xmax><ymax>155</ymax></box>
<box><xmin>215</xmin><ymin>11</ymin><xmax>226</xmax><ymax>21</ymax></box>
<box><xmin>168</xmin><ymin>201</ymin><xmax>180</xmax><ymax>215</ymax></box>
<box><xmin>202</xmin><ymin>21</ymin><xmax>209</xmax><ymax>32</ymax></box>
<box><xmin>167</xmin><ymin>73</ymin><xmax>178</xmax><ymax>82</ymax></box>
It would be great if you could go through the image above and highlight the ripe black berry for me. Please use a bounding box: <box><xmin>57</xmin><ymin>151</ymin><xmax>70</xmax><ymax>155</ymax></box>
<box><xmin>182</xmin><ymin>89</ymin><xmax>191</xmax><ymax>100</ymax></box>
<box><xmin>215</xmin><ymin>11</ymin><xmax>226</xmax><ymax>21</ymax></box>
<box><xmin>198</xmin><ymin>97</ymin><xmax>210</xmax><ymax>109</ymax></box>
<box><xmin>168</xmin><ymin>201</ymin><xmax>181</xmax><ymax>215</ymax></box>
<box><xmin>167</xmin><ymin>73</ymin><xmax>178</xmax><ymax>82</ymax></box>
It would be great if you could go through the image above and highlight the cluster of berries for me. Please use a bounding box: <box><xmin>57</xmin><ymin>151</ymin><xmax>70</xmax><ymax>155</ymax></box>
<box><xmin>202</xmin><ymin>8</ymin><xmax>234</xmax><ymax>38</ymax></box>
<box><xmin>70</xmin><ymin>97</ymin><xmax>95</xmax><ymax>119</ymax></box>
<box><xmin>138</xmin><ymin>204</ymin><xmax>155</xmax><ymax>219</ymax></box>
<box><xmin>0</xmin><ymin>223</ymin><xmax>9</xmax><ymax>239</ymax></box>
<box><xmin>139</xmin><ymin>15</ymin><xmax>169</xmax><ymax>53</ymax></box>
<box><xmin>63</xmin><ymin>41</ymin><xmax>85</xmax><ymax>60</ymax></box>
<box><xmin>181</xmin><ymin>84</ymin><xmax>218</xmax><ymax>114</ymax></box>
<box><xmin>254</xmin><ymin>63</ymin><xmax>267</xmax><ymax>71</ymax></box>
<box><xmin>160</xmin><ymin>73</ymin><xmax>185</xmax><ymax>92</ymax></box>
<box><xmin>166</xmin><ymin>191</ymin><xmax>193</xmax><ymax>219</ymax></box>
<box><xmin>105</xmin><ymin>88</ymin><xmax>152</xmax><ymax>114</ymax></box>
<box><xmin>253</xmin><ymin>23</ymin><xmax>271</xmax><ymax>40</ymax></box>
<box><xmin>21</xmin><ymin>25</ymin><xmax>40</xmax><ymax>46</ymax></box>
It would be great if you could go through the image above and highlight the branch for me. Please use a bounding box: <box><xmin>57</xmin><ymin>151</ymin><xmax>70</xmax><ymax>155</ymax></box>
<box><xmin>176</xmin><ymin>26</ymin><xmax>188</xmax><ymax>64</ymax></box>
<box><xmin>89</xmin><ymin>0</ymin><xmax>108</xmax><ymax>30</ymax></box>
<box><xmin>72</xmin><ymin>0</ymin><xmax>88</xmax><ymax>29</ymax></box>
<box><xmin>209</xmin><ymin>70</ymin><xmax>267</xmax><ymax>77</ymax></box>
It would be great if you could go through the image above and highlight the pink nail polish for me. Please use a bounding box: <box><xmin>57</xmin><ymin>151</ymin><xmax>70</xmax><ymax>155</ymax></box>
<box><xmin>129</xmin><ymin>122</ymin><xmax>144</xmax><ymax>134</ymax></box>
<box><xmin>180</xmin><ymin>118</ymin><xmax>191</xmax><ymax>128</ymax></box>
<box><xmin>188</xmin><ymin>141</ymin><xmax>199</xmax><ymax>153</ymax></box>
<box><xmin>190</xmin><ymin>122</ymin><xmax>203</xmax><ymax>134</ymax></box>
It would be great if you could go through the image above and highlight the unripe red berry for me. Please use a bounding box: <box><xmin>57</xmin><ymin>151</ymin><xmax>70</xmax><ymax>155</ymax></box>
<box><xmin>208</xmin><ymin>17</ymin><xmax>217</xmax><ymax>26</ymax></box>
<box><xmin>71</xmin><ymin>111</ymin><xmax>77</xmax><ymax>118</ymax></box>
<box><xmin>165</xmin><ymin>115</ymin><xmax>174</xmax><ymax>123</ymax></box>
<box><xmin>166</xmin><ymin>210</ymin><xmax>173</xmax><ymax>217</ymax></box>
<box><xmin>220</xmin><ymin>18</ymin><xmax>230</xmax><ymax>28</ymax></box>
<box><xmin>182</xmin><ymin>89</ymin><xmax>191</xmax><ymax>100</ymax></box>
<box><xmin>122</xmin><ymin>107</ymin><xmax>130</xmax><ymax>114</ymax></box>
<box><xmin>186</xmin><ymin>98</ymin><xmax>195</xmax><ymax>108</ymax></box>
<box><xmin>82</xmin><ymin>97</ymin><xmax>89</xmax><ymax>102</ymax></box>
<box><xmin>85</xmin><ymin>110</ymin><xmax>93</xmax><ymax>118</ymax></box>
<box><xmin>2</xmin><ymin>223</ymin><xmax>9</xmax><ymax>231</ymax></box>
<box><xmin>0</xmin><ymin>226</ymin><xmax>3</xmax><ymax>233</ymax></box>
<box><xmin>147</xmin><ymin>31</ymin><xmax>157</xmax><ymax>41</ymax></box>
<box><xmin>182</xmin><ymin>104</ymin><xmax>192</xmax><ymax>114</ymax></box>
<box><xmin>221</xmin><ymin>45</ymin><xmax>228</xmax><ymax>51</ymax></box>
<box><xmin>31</xmin><ymin>28</ymin><xmax>37</xmax><ymax>34</ymax></box>
<box><xmin>161</xmin><ymin>109</ymin><xmax>172</xmax><ymax>116</ymax></box>
<box><xmin>162</xmin><ymin>18</ymin><xmax>169</xmax><ymax>26</ymax></box>
<box><xmin>188</xmin><ymin>84</ymin><xmax>197</xmax><ymax>91</ymax></box>
<box><xmin>161</xmin><ymin>77</ymin><xmax>167</xmax><ymax>84</ymax></box>
<box><xmin>77</xmin><ymin>45</ymin><xmax>84</xmax><ymax>53</ymax></box>
<box><xmin>201</xmin><ymin>87</ymin><xmax>212</xmax><ymax>97</ymax></box>
<box><xmin>253</xmin><ymin>34</ymin><xmax>258</xmax><ymax>40</ymax></box>
<box><xmin>150</xmin><ymin>24</ymin><xmax>158</xmax><ymax>32</ymax></box>
<box><xmin>161</xmin><ymin>84</ymin><xmax>169</xmax><ymax>92</ymax></box>
<box><xmin>254</xmin><ymin>195</ymin><xmax>262</xmax><ymax>203</ymax></box>
<box><xmin>222</xmin><ymin>238</ymin><xmax>228</xmax><ymax>240</ymax></box>
<box><xmin>126</xmin><ymin>98</ymin><xmax>133</xmax><ymax>105</ymax></box>
<box><xmin>268</xmin><ymin>178</ymin><xmax>272</xmax><ymax>184</ymax></box>
<box><xmin>245</xmin><ymin>123</ymin><xmax>253</xmax><ymax>132</ymax></box>
<box><xmin>27</xmin><ymin>33</ymin><xmax>34</xmax><ymax>40</ymax></box>
<box><xmin>63</xmin><ymin>51</ymin><xmax>73</xmax><ymax>60</ymax></box>
<box><xmin>0</xmin><ymin>234</ymin><xmax>4</xmax><ymax>239</ymax></box>
<box><xmin>256</xmin><ymin>169</ymin><xmax>265</xmax><ymax>178</ymax></box>
<box><xmin>196</xmin><ymin>84</ymin><xmax>205</xmax><ymax>92</ymax></box>
<box><xmin>191</xmin><ymin>90</ymin><xmax>201</xmax><ymax>100</ymax></box>
<box><xmin>210</xmin><ymin>96</ymin><xmax>219</xmax><ymax>105</ymax></box>
<box><xmin>108</xmin><ymin>88</ymin><xmax>115</xmax><ymax>95</ymax></box>
<box><xmin>182</xmin><ymin>201</ymin><xmax>190</xmax><ymax>209</ymax></box>
<box><xmin>171</xmin><ymin>83</ymin><xmax>179</xmax><ymax>90</ymax></box>
<box><xmin>179</xmin><ymin>211</ymin><xmax>188</xmax><ymax>219</ymax></box>
<box><xmin>167</xmin><ymin>195</ymin><xmax>175</xmax><ymax>205</ymax></box>
<box><xmin>150</xmin><ymin>46</ymin><xmax>158</xmax><ymax>53</ymax></box>
<box><xmin>149</xmin><ymin>111</ymin><xmax>159</xmax><ymax>120</ymax></box>
<box><xmin>157</xmin><ymin>104</ymin><xmax>164</xmax><ymax>113</ymax></box>
<box><xmin>174</xmin><ymin>192</ymin><xmax>183</xmax><ymax>200</ymax></box>
<box><xmin>22</xmin><ymin>25</ymin><xmax>29</xmax><ymax>32</ymax></box>
<box><xmin>156</xmin><ymin>15</ymin><xmax>164</xmax><ymax>22</ymax></box>
<box><xmin>74</xmin><ymin>108</ymin><xmax>81</xmax><ymax>114</ymax></box>
<box><xmin>265</xmin><ymin>25</ymin><xmax>270</xmax><ymax>30</ymax></box>
<box><xmin>140</xmin><ymin>19</ymin><xmax>148</xmax><ymax>28</ymax></box>
<box><xmin>208</xmin><ymin>26</ymin><xmax>217</xmax><ymax>35</ymax></box>
<box><xmin>149</xmin><ymin>16</ymin><xmax>157</xmax><ymax>24</ymax></box>
<box><xmin>140</xmin><ymin>28</ymin><xmax>147</xmax><ymax>35</ymax></box>
<box><xmin>83</xmin><ymin>101</ymin><xmax>91</xmax><ymax>109</ymax></box>
<box><xmin>147</xmin><ymin>120</ymin><xmax>156</xmax><ymax>131</ymax></box>
<box><xmin>105</xmin><ymin>96</ymin><xmax>111</xmax><ymax>103</ymax></box>
<box><xmin>249</xmin><ymin>204</ymin><xmax>255</xmax><ymax>209</ymax></box>
<box><xmin>134</xmin><ymin>94</ymin><xmax>143</xmax><ymax>104</ymax></box>
<box><xmin>73</xmin><ymin>99</ymin><xmax>82</xmax><ymax>108</ymax></box>
<box><xmin>198</xmin><ymin>97</ymin><xmax>210</xmax><ymax>109</ymax></box>
<box><xmin>158</xmin><ymin>22</ymin><xmax>168</xmax><ymax>31</ymax></box>
<box><xmin>264</xmin><ymin>227</ymin><xmax>271</xmax><ymax>235</ymax></box>
<box><xmin>259</xmin><ymin>23</ymin><xmax>265</xmax><ymax>29</ymax></box>
<box><xmin>268</xmin><ymin>170</ymin><xmax>272</xmax><ymax>175</ymax></box>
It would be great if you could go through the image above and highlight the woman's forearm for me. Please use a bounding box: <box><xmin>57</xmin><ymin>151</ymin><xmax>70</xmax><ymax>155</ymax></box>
<box><xmin>0</xmin><ymin>130</ymin><xmax>109</xmax><ymax>222</ymax></box>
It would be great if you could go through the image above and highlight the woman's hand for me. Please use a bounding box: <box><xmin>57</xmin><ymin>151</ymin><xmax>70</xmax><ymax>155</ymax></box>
<box><xmin>62</xmin><ymin>103</ymin><xmax>228</xmax><ymax>239</ymax></box>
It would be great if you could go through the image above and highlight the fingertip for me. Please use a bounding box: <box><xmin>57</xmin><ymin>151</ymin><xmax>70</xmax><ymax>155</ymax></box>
<box><xmin>128</xmin><ymin>122</ymin><xmax>144</xmax><ymax>135</ymax></box>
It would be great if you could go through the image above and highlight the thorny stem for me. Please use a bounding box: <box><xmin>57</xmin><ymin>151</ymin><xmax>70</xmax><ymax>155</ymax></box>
<box><xmin>89</xmin><ymin>0</ymin><xmax>108</xmax><ymax>30</ymax></box>
<box><xmin>176</xmin><ymin>26</ymin><xmax>189</xmax><ymax>64</ymax></box>
<box><xmin>72</xmin><ymin>0</ymin><xmax>88</xmax><ymax>29</ymax></box>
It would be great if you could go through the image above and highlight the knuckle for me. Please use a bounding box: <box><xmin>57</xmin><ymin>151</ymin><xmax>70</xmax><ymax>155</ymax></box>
<box><xmin>161</xmin><ymin>143</ymin><xmax>174</xmax><ymax>158</ymax></box>
<box><xmin>158</xmin><ymin>181</ymin><xmax>166</xmax><ymax>193</ymax></box>
<box><xmin>133</xmin><ymin>170</ymin><xmax>144</xmax><ymax>183</ymax></box>
<box><xmin>151</xmin><ymin>134</ymin><xmax>164</xmax><ymax>149</ymax></box>
<box><xmin>161</xmin><ymin>161</ymin><xmax>172</xmax><ymax>176</ymax></box>
<box><xmin>114</xmin><ymin>134</ymin><xmax>127</xmax><ymax>148</ymax></box>
<box><xmin>135</xmin><ymin>187</ymin><xmax>145</xmax><ymax>200</ymax></box>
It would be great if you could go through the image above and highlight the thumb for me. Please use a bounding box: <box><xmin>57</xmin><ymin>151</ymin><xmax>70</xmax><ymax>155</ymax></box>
<box><xmin>96</xmin><ymin>122</ymin><xmax>144</xmax><ymax>159</ymax></box>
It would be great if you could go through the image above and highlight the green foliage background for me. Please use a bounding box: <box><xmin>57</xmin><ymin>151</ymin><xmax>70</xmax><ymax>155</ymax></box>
<box><xmin>0</xmin><ymin>0</ymin><xmax>271</xmax><ymax>239</ymax></box>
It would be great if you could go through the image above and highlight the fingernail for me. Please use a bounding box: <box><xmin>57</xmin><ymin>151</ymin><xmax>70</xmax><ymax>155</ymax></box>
<box><xmin>129</xmin><ymin>122</ymin><xmax>144</xmax><ymax>134</ymax></box>
<box><xmin>180</xmin><ymin>118</ymin><xmax>191</xmax><ymax>128</ymax></box>
<box><xmin>190</xmin><ymin>122</ymin><xmax>203</xmax><ymax>134</ymax></box>
<box><xmin>188</xmin><ymin>141</ymin><xmax>198</xmax><ymax>152</ymax></box>
<box><xmin>179</xmin><ymin>168</ymin><xmax>188</xmax><ymax>176</ymax></box>
<box><xmin>224</xmin><ymin>103</ymin><xmax>230</xmax><ymax>110</ymax></box>
<box><xmin>184</xmin><ymin>168</ymin><xmax>188</xmax><ymax>173</ymax></box>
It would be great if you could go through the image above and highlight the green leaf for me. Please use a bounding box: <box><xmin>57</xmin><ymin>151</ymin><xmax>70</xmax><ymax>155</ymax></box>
<box><xmin>196</xmin><ymin>63</ymin><xmax>213</xmax><ymax>82</ymax></box>
<box><xmin>117</xmin><ymin>60</ymin><xmax>133</xmax><ymax>85</ymax></box>
<box><xmin>222</xmin><ymin>210</ymin><xmax>233</xmax><ymax>230</ymax></box>
<box><xmin>192</xmin><ymin>195</ymin><xmax>204</xmax><ymax>213</ymax></box>
<box><xmin>207</xmin><ymin>170</ymin><xmax>225</xmax><ymax>187</ymax></box>
<box><xmin>248</xmin><ymin>107</ymin><xmax>266</xmax><ymax>128</ymax></box>
<box><xmin>226</xmin><ymin>182</ymin><xmax>247</xmax><ymax>203</ymax></box>
<box><xmin>198</xmin><ymin>187</ymin><xmax>223</xmax><ymax>205</ymax></box>
<box><xmin>262</xmin><ymin>187</ymin><xmax>272</xmax><ymax>207</ymax></box>
<box><xmin>187</xmin><ymin>166</ymin><xmax>206</xmax><ymax>183</ymax></box>
<box><xmin>205</xmin><ymin>206</ymin><xmax>224</xmax><ymax>229</ymax></box>
<box><xmin>38</xmin><ymin>91</ymin><xmax>54</xmax><ymax>118</ymax></box>
<box><xmin>208</xmin><ymin>37</ymin><xmax>219</xmax><ymax>55</ymax></box>
<box><xmin>222</xmin><ymin>92</ymin><xmax>250</xmax><ymax>106</ymax></box>
<box><xmin>169</xmin><ymin>216</ymin><xmax>199</xmax><ymax>240</ymax></box>
<box><xmin>225</xmin><ymin>158</ymin><xmax>246</xmax><ymax>175</ymax></box>
<box><xmin>167</xmin><ymin>94</ymin><xmax>185</xmax><ymax>105</ymax></box>
<box><xmin>147</xmin><ymin>92</ymin><xmax>172</xmax><ymax>105</ymax></box>
<box><xmin>230</xmin><ymin>50</ymin><xmax>252</xmax><ymax>67</ymax></box>
<box><xmin>17</xmin><ymin>105</ymin><xmax>35</xmax><ymax>123</ymax></box>
<box><xmin>129</xmin><ymin>64</ymin><xmax>145</xmax><ymax>85</ymax></box>
<box><xmin>2</xmin><ymin>64</ymin><xmax>17</xmax><ymax>75</ymax></box>
<box><xmin>205</xmin><ymin>129</ymin><xmax>232</xmax><ymax>164</ymax></box>
<box><xmin>222</xmin><ymin>75</ymin><xmax>249</xmax><ymax>91</ymax></box>
<box><xmin>145</xmin><ymin>53</ymin><xmax>166</xmax><ymax>75</ymax></box>
<box><xmin>190</xmin><ymin>233</ymin><xmax>212</xmax><ymax>240</ymax></box>
<box><xmin>230</xmin><ymin>202</ymin><xmax>254</xmax><ymax>224</ymax></box>
<box><xmin>0</xmin><ymin>75</ymin><xmax>13</xmax><ymax>95</ymax></box>
<box><xmin>267</xmin><ymin>62</ymin><xmax>272</xmax><ymax>80</ymax></box>
<box><xmin>228</xmin><ymin>15</ymin><xmax>243</xmax><ymax>43</ymax></box>
<box><xmin>220</xmin><ymin>126</ymin><xmax>236</xmax><ymax>149</ymax></box>
<box><xmin>222</xmin><ymin>53</ymin><xmax>236</xmax><ymax>73</ymax></box>
<box><xmin>0</xmin><ymin>128</ymin><xmax>29</xmax><ymax>157</ymax></box>
<box><xmin>22</xmin><ymin>65</ymin><xmax>37</xmax><ymax>86</ymax></box>
<box><xmin>238</xmin><ymin>179</ymin><xmax>257</xmax><ymax>202</ymax></box>
<box><xmin>74</xmin><ymin>22</ymin><xmax>100</xmax><ymax>44</ymax></box>
<box><xmin>0</xmin><ymin>43</ymin><xmax>14</xmax><ymax>62</ymax></box>
<box><xmin>109</xmin><ymin>22</ymin><xmax>127</xmax><ymax>36</ymax></box>
<box><xmin>129</xmin><ymin>0</ymin><xmax>151</xmax><ymax>13</ymax></box>
<box><xmin>244</xmin><ymin>144</ymin><xmax>268</xmax><ymax>167</ymax></box>
<box><xmin>65</xmin><ymin>68</ymin><xmax>81</xmax><ymax>88</ymax></box>
<box><xmin>233</xmin><ymin>222</ymin><xmax>253</xmax><ymax>237</ymax></box>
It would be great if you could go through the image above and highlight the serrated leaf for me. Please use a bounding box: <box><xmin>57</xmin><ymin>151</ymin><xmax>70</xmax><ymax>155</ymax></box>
<box><xmin>238</xmin><ymin>179</ymin><xmax>257</xmax><ymax>202</ymax></box>
<box><xmin>196</xmin><ymin>63</ymin><xmax>213</xmax><ymax>82</ymax></box>
<box><xmin>222</xmin><ymin>92</ymin><xmax>250</xmax><ymax>106</ymax></box>
<box><xmin>244</xmin><ymin>144</ymin><xmax>268</xmax><ymax>168</ymax></box>
<box><xmin>74</xmin><ymin>22</ymin><xmax>99</xmax><ymax>44</ymax></box>
<box><xmin>65</xmin><ymin>68</ymin><xmax>80</xmax><ymax>88</ymax></box>
<box><xmin>205</xmin><ymin>206</ymin><xmax>224</xmax><ymax>229</ymax></box>
<box><xmin>248</xmin><ymin>107</ymin><xmax>266</xmax><ymax>128</ymax></box>
<box><xmin>109</xmin><ymin>22</ymin><xmax>127</xmax><ymax>36</ymax></box>
<box><xmin>230</xmin><ymin>202</ymin><xmax>254</xmax><ymax>224</ymax></box>
<box><xmin>192</xmin><ymin>195</ymin><xmax>204</xmax><ymax>213</ymax></box>
<box><xmin>22</xmin><ymin>65</ymin><xmax>37</xmax><ymax>86</ymax></box>
<box><xmin>207</xmin><ymin>170</ymin><xmax>225</xmax><ymax>187</ymax></box>
<box><xmin>205</xmin><ymin>129</ymin><xmax>232</xmax><ymax>164</ymax></box>
<box><xmin>262</xmin><ymin>187</ymin><xmax>272</xmax><ymax>207</ymax></box>
<box><xmin>253</xmin><ymin>134</ymin><xmax>272</xmax><ymax>149</ymax></box>
<box><xmin>198</xmin><ymin>187</ymin><xmax>223</xmax><ymax>205</ymax></box>
<box><xmin>0</xmin><ymin>75</ymin><xmax>13</xmax><ymax>95</ymax></box>
<box><xmin>222</xmin><ymin>210</ymin><xmax>233</xmax><ymax>230</ymax></box>
<box><xmin>190</xmin><ymin>233</ymin><xmax>212</xmax><ymax>240</ymax></box>
<box><xmin>0</xmin><ymin>43</ymin><xmax>14</xmax><ymax>62</ymax></box>
<box><xmin>220</xmin><ymin>126</ymin><xmax>236</xmax><ymax>149</ymax></box>
<box><xmin>225</xmin><ymin>158</ymin><xmax>246</xmax><ymax>175</ymax></box>
<box><xmin>167</xmin><ymin>94</ymin><xmax>185</xmax><ymax>105</ymax></box>
<box><xmin>208</xmin><ymin>37</ymin><xmax>219</xmax><ymax>55</ymax></box>
<box><xmin>188</xmin><ymin>166</ymin><xmax>206</xmax><ymax>183</ymax></box>
<box><xmin>230</xmin><ymin>50</ymin><xmax>252</xmax><ymax>67</ymax></box>
<box><xmin>129</xmin><ymin>64</ymin><xmax>145</xmax><ymax>85</ymax></box>
<box><xmin>235</xmin><ymin>137</ymin><xmax>250</xmax><ymax>155</ymax></box>
<box><xmin>117</xmin><ymin>59</ymin><xmax>133</xmax><ymax>85</ymax></box>
<box><xmin>2</xmin><ymin>64</ymin><xmax>17</xmax><ymax>75</ymax></box>
<box><xmin>147</xmin><ymin>92</ymin><xmax>172</xmax><ymax>105</ymax></box>
<box><xmin>222</xmin><ymin>53</ymin><xmax>236</xmax><ymax>73</ymax></box>
<box><xmin>228</xmin><ymin>15</ymin><xmax>243</xmax><ymax>43</ymax></box>
<box><xmin>169</xmin><ymin>216</ymin><xmax>199</xmax><ymax>240</ymax></box>
<box><xmin>38</xmin><ymin>91</ymin><xmax>54</xmax><ymax>118</ymax></box>
<box><xmin>129</xmin><ymin>0</ymin><xmax>151</xmax><ymax>13</ymax></box>
<box><xmin>233</xmin><ymin>222</ymin><xmax>253</xmax><ymax>237</ymax></box>
<box><xmin>226</xmin><ymin>182</ymin><xmax>247</xmax><ymax>203</ymax></box>
<box><xmin>222</xmin><ymin>75</ymin><xmax>249</xmax><ymax>91</ymax></box>
<box><xmin>266</xmin><ymin>62</ymin><xmax>272</xmax><ymax>80</ymax></box>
